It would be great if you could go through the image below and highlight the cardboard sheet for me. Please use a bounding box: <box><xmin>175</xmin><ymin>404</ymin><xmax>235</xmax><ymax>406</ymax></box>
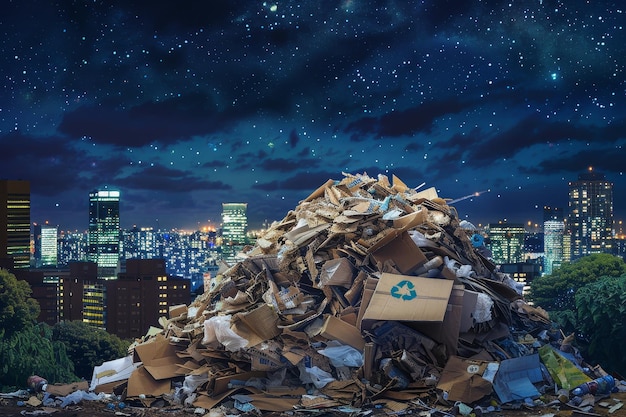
<box><xmin>90</xmin><ymin>355</ymin><xmax>141</xmax><ymax>392</ymax></box>
<box><xmin>133</xmin><ymin>334</ymin><xmax>184</xmax><ymax>381</ymax></box>
<box><xmin>362</xmin><ymin>273</ymin><xmax>454</xmax><ymax>323</ymax></box>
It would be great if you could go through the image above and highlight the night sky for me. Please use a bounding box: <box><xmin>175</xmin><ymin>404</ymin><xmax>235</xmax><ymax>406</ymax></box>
<box><xmin>1</xmin><ymin>1</ymin><xmax>625</xmax><ymax>231</ymax></box>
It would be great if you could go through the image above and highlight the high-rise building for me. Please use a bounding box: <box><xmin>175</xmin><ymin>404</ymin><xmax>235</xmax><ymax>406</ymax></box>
<box><xmin>34</xmin><ymin>223</ymin><xmax>58</xmax><ymax>267</ymax></box>
<box><xmin>221</xmin><ymin>203</ymin><xmax>248</xmax><ymax>265</ymax></box>
<box><xmin>106</xmin><ymin>259</ymin><xmax>191</xmax><ymax>339</ymax></box>
<box><xmin>486</xmin><ymin>223</ymin><xmax>526</xmax><ymax>264</ymax></box>
<box><xmin>0</xmin><ymin>180</ymin><xmax>31</xmax><ymax>269</ymax></box>
<box><xmin>568</xmin><ymin>169</ymin><xmax>614</xmax><ymax>259</ymax></box>
<box><xmin>88</xmin><ymin>189</ymin><xmax>121</xmax><ymax>279</ymax></box>
<box><xmin>543</xmin><ymin>206</ymin><xmax>564</xmax><ymax>275</ymax></box>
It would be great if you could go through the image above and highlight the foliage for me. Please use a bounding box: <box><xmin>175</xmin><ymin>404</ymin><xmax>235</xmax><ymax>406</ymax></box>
<box><xmin>0</xmin><ymin>323</ymin><xmax>77</xmax><ymax>390</ymax></box>
<box><xmin>529</xmin><ymin>253</ymin><xmax>626</xmax><ymax>313</ymax></box>
<box><xmin>575</xmin><ymin>275</ymin><xmax>626</xmax><ymax>376</ymax></box>
<box><xmin>0</xmin><ymin>268</ymin><xmax>40</xmax><ymax>337</ymax></box>
<box><xmin>52</xmin><ymin>321</ymin><xmax>130</xmax><ymax>379</ymax></box>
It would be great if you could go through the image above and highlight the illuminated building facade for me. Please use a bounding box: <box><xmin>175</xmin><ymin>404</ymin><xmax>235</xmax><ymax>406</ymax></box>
<box><xmin>486</xmin><ymin>223</ymin><xmax>526</xmax><ymax>264</ymax></box>
<box><xmin>0</xmin><ymin>180</ymin><xmax>31</xmax><ymax>269</ymax></box>
<box><xmin>221</xmin><ymin>202</ymin><xmax>248</xmax><ymax>265</ymax></box>
<box><xmin>543</xmin><ymin>206</ymin><xmax>564</xmax><ymax>275</ymax></box>
<box><xmin>34</xmin><ymin>224</ymin><xmax>58</xmax><ymax>267</ymax></box>
<box><xmin>568</xmin><ymin>169</ymin><xmax>613</xmax><ymax>259</ymax></box>
<box><xmin>88</xmin><ymin>189</ymin><xmax>121</xmax><ymax>279</ymax></box>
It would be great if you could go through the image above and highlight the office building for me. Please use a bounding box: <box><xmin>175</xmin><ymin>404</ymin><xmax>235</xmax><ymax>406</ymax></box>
<box><xmin>486</xmin><ymin>223</ymin><xmax>526</xmax><ymax>264</ymax></box>
<box><xmin>0</xmin><ymin>180</ymin><xmax>31</xmax><ymax>269</ymax></box>
<box><xmin>105</xmin><ymin>259</ymin><xmax>191</xmax><ymax>339</ymax></box>
<box><xmin>221</xmin><ymin>203</ymin><xmax>248</xmax><ymax>265</ymax></box>
<box><xmin>568</xmin><ymin>169</ymin><xmax>613</xmax><ymax>259</ymax></box>
<box><xmin>88</xmin><ymin>189</ymin><xmax>121</xmax><ymax>279</ymax></box>
<box><xmin>543</xmin><ymin>206</ymin><xmax>565</xmax><ymax>275</ymax></box>
<box><xmin>34</xmin><ymin>223</ymin><xmax>58</xmax><ymax>267</ymax></box>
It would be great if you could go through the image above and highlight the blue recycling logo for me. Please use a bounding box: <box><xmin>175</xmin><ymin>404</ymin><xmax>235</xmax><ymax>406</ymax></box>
<box><xmin>390</xmin><ymin>280</ymin><xmax>418</xmax><ymax>301</ymax></box>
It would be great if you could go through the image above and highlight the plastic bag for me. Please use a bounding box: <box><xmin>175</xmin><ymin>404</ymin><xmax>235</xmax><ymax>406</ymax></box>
<box><xmin>318</xmin><ymin>344</ymin><xmax>363</xmax><ymax>368</ymax></box>
<box><xmin>473</xmin><ymin>293</ymin><xmax>493</xmax><ymax>323</ymax></box>
<box><xmin>202</xmin><ymin>315</ymin><xmax>248</xmax><ymax>352</ymax></box>
<box><xmin>298</xmin><ymin>363</ymin><xmax>335</xmax><ymax>388</ymax></box>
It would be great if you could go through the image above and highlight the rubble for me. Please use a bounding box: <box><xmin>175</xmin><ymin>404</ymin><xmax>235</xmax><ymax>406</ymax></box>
<box><xmin>16</xmin><ymin>172</ymin><xmax>626</xmax><ymax>416</ymax></box>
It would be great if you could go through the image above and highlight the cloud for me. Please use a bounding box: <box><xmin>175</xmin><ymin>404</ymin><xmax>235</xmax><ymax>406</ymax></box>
<box><xmin>119</xmin><ymin>164</ymin><xmax>232</xmax><ymax>192</ymax></box>
<box><xmin>523</xmin><ymin>148</ymin><xmax>626</xmax><ymax>176</ymax></box>
<box><xmin>252</xmin><ymin>171</ymin><xmax>339</xmax><ymax>191</ymax></box>
<box><xmin>259</xmin><ymin>157</ymin><xmax>320</xmax><ymax>173</ymax></box>
<box><xmin>0</xmin><ymin>131</ymin><xmax>131</xmax><ymax>196</ymax></box>
<box><xmin>58</xmin><ymin>93</ymin><xmax>239</xmax><ymax>147</ymax></box>
<box><xmin>345</xmin><ymin>98</ymin><xmax>473</xmax><ymax>140</ymax></box>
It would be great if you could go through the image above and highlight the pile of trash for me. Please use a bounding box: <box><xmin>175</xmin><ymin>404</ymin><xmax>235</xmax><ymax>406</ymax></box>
<box><xmin>85</xmin><ymin>172</ymin><xmax>623</xmax><ymax>415</ymax></box>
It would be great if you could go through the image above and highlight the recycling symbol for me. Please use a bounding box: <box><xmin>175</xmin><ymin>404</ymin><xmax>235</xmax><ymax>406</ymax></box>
<box><xmin>390</xmin><ymin>280</ymin><xmax>418</xmax><ymax>301</ymax></box>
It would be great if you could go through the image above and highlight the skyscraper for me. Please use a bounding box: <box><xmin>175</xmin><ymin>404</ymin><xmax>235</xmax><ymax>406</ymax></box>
<box><xmin>221</xmin><ymin>203</ymin><xmax>248</xmax><ymax>264</ymax></box>
<box><xmin>568</xmin><ymin>169</ymin><xmax>613</xmax><ymax>259</ymax></box>
<box><xmin>34</xmin><ymin>223</ymin><xmax>58</xmax><ymax>267</ymax></box>
<box><xmin>0</xmin><ymin>180</ymin><xmax>31</xmax><ymax>269</ymax></box>
<box><xmin>88</xmin><ymin>189</ymin><xmax>121</xmax><ymax>279</ymax></box>
<box><xmin>486</xmin><ymin>223</ymin><xmax>526</xmax><ymax>264</ymax></box>
<box><xmin>543</xmin><ymin>206</ymin><xmax>564</xmax><ymax>275</ymax></box>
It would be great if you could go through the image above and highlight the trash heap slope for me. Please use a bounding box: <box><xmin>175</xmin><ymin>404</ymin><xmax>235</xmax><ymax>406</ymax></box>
<box><xmin>93</xmin><ymin>172</ymin><xmax>592</xmax><ymax>413</ymax></box>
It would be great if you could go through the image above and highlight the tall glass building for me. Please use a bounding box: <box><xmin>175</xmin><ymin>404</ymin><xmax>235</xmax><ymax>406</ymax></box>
<box><xmin>221</xmin><ymin>203</ymin><xmax>248</xmax><ymax>265</ymax></box>
<box><xmin>88</xmin><ymin>189</ymin><xmax>121</xmax><ymax>279</ymax></box>
<box><xmin>34</xmin><ymin>223</ymin><xmax>58</xmax><ymax>267</ymax></box>
<box><xmin>543</xmin><ymin>206</ymin><xmax>564</xmax><ymax>275</ymax></box>
<box><xmin>568</xmin><ymin>169</ymin><xmax>613</xmax><ymax>259</ymax></box>
<box><xmin>487</xmin><ymin>223</ymin><xmax>526</xmax><ymax>264</ymax></box>
<box><xmin>0</xmin><ymin>180</ymin><xmax>31</xmax><ymax>269</ymax></box>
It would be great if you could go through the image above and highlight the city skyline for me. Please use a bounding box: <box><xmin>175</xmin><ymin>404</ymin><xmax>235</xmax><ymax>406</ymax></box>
<box><xmin>2</xmin><ymin>2</ymin><xmax>625</xmax><ymax>230</ymax></box>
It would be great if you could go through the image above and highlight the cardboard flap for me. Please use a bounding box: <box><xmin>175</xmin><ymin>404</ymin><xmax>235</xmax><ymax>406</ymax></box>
<box><xmin>133</xmin><ymin>334</ymin><xmax>184</xmax><ymax>380</ymax></box>
<box><xmin>127</xmin><ymin>366</ymin><xmax>171</xmax><ymax>397</ymax></box>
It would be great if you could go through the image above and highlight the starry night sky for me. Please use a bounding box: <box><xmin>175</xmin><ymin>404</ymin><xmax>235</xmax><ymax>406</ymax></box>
<box><xmin>1</xmin><ymin>1</ymin><xmax>625</xmax><ymax>231</ymax></box>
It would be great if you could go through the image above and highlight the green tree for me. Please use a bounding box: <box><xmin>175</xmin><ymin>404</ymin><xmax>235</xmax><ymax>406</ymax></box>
<box><xmin>52</xmin><ymin>321</ymin><xmax>130</xmax><ymax>379</ymax></box>
<box><xmin>575</xmin><ymin>275</ymin><xmax>626</xmax><ymax>375</ymax></box>
<box><xmin>0</xmin><ymin>323</ymin><xmax>77</xmax><ymax>390</ymax></box>
<box><xmin>0</xmin><ymin>268</ymin><xmax>40</xmax><ymax>337</ymax></box>
<box><xmin>529</xmin><ymin>253</ymin><xmax>626</xmax><ymax>312</ymax></box>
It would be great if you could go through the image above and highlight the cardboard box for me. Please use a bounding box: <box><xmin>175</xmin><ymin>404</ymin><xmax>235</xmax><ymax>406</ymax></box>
<box><xmin>362</xmin><ymin>273</ymin><xmax>454</xmax><ymax>323</ymax></box>
<box><xmin>437</xmin><ymin>356</ymin><xmax>494</xmax><ymax>403</ymax></box>
<box><xmin>370</xmin><ymin>231</ymin><xmax>427</xmax><ymax>274</ymax></box>
<box><xmin>319</xmin><ymin>315</ymin><xmax>365</xmax><ymax>350</ymax></box>
<box><xmin>366</xmin><ymin>210</ymin><xmax>428</xmax><ymax>274</ymax></box>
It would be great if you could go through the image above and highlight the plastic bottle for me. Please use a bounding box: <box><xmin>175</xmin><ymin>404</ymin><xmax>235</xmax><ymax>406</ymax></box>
<box><xmin>27</xmin><ymin>375</ymin><xmax>48</xmax><ymax>393</ymax></box>
<box><xmin>571</xmin><ymin>375</ymin><xmax>615</xmax><ymax>396</ymax></box>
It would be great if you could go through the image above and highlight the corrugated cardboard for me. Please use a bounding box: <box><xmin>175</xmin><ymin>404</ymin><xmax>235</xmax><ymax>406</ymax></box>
<box><xmin>133</xmin><ymin>334</ymin><xmax>184</xmax><ymax>381</ymax></box>
<box><xmin>370</xmin><ymin>231</ymin><xmax>427</xmax><ymax>275</ymax></box>
<box><xmin>437</xmin><ymin>356</ymin><xmax>493</xmax><ymax>403</ymax></box>
<box><xmin>412</xmin><ymin>284</ymin><xmax>465</xmax><ymax>355</ymax></box>
<box><xmin>127</xmin><ymin>366</ymin><xmax>171</xmax><ymax>397</ymax></box>
<box><xmin>319</xmin><ymin>314</ymin><xmax>365</xmax><ymax>350</ymax></box>
<box><xmin>232</xmin><ymin>303</ymin><xmax>281</xmax><ymax>347</ymax></box>
<box><xmin>365</xmin><ymin>210</ymin><xmax>428</xmax><ymax>275</ymax></box>
<box><xmin>362</xmin><ymin>273</ymin><xmax>454</xmax><ymax>323</ymax></box>
<box><xmin>318</xmin><ymin>257</ymin><xmax>356</xmax><ymax>288</ymax></box>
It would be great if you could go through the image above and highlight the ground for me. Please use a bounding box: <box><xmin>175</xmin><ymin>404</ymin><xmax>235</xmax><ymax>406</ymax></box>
<box><xmin>1</xmin><ymin>392</ymin><xmax>625</xmax><ymax>417</ymax></box>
